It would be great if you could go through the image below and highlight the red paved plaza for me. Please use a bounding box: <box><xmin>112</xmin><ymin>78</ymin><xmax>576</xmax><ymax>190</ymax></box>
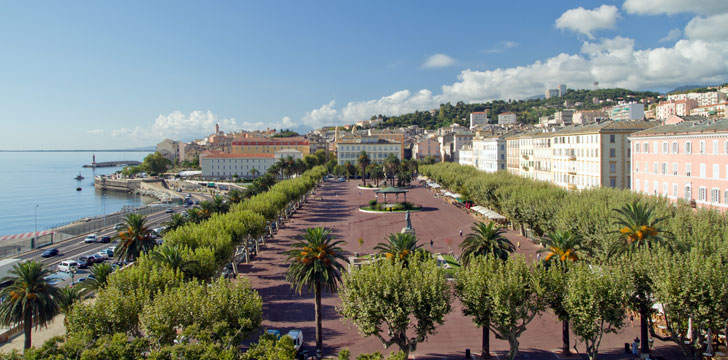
<box><xmin>241</xmin><ymin>180</ymin><xmax>681</xmax><ymax>359</ymax></box>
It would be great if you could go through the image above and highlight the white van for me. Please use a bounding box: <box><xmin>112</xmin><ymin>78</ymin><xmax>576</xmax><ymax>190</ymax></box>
<box><xmin>286</xmin><ymin>330</ymin><xmax>303</xmax><ymax>352</ymax></box>
<box><xmin>57</xmin><ymin>260</ymin><xmax>78</xmax><ymax>273</ymax></box>
<box><xmin>84</xmin><ymin>234</ymin><xmax>98</xmax><ymax>243</ymax></box>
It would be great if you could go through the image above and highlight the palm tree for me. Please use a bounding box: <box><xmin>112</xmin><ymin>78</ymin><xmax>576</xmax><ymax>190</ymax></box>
<box><xmin>56</xmin><ymin>286</ymin><xmax>81</xmax><ymax>317</ymax></box>
<box><xmin>538</xmin><ymin>230</ymin><xmax>589</xmax><ymax>355</ymax></box>
<box><xmin>162</xmin><ymin>213</ymin><xmax>187</xmax><ymax>234</ymax></box>
<box><xmin>81</xmin><ymin>263</ymin><xmax>114</xmax><ymax>292</ymax></box>
<box><xmin>384</xmin><ymin>154</ymin><xmax>400</xmax><ymax>186</ymax></box>
<box><xmin>249</xmin><ymin>168</ymin><xmax>259</xmax><ymax>179</ymax></box>
<box><xmin>0</xmin><ymin>261</ymin><xmax>60</xmax><ymax>349</ymax></box>
<box><xmin>612</xmin><ymin>200</ymin><xmax>669</xmax><ymax>357</ymax></box>
<box><xmin>357</xmin><ymin>151</ymin><xmax>371</xmax><ymax>186</ymax></box>
<box><xmin>286</xmin><ymin>227</ymin><xmax>347</xmax><ymax>354</ymax></box>
<box><xmin>459</xmin><ymin>221</ymin><xmax>514</xmax><ymax>358</ymax></box>
<box><xmin>374</xmin><ymin>233</ymin><xmax>423</xmax><ymax>262</ymax></box>
<box><xmin>612</xmin><ymin>200</ymin><xmax>669</xmax><ymax>251</ymax></box>
<box><xmin>211</xmin><ymin>195</ymin><xmax>229</xmax><ymax>214</ymax></box>
<box><xmin>115</xmin><ymin>213</ymin><xmax>156</xmax><ymax>263</ymax></box>
<box><xmin>185</xmin><ymin>207</ymin><xmax>204</xmax><ymax>224</ymax></box>
<box><xmin>460</xmin><ymin>221</ymin><xmax>514</xmax><ymax>266</ymax></box>
<box><xmin>368</xmin><ymin>164</ymin><xmax>384</xmax><ymax>187</ymax></box>
<box><xmin>151</xmin><ymin>244</ymin><xmax>196</xmax><ymax>273</ymax></box>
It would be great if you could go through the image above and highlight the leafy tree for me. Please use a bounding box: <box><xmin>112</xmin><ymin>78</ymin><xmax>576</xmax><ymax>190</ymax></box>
<box><xmin>0</xmin><ymin>261</ymin><xmax>60</xmax><ymax>349</ymax></box>
<box><xmin>286</xmin><ymin>227</ymin><xmax>347</xmax><ymax>353</ymax></box>
<box><xmin>241</xmin><ymin>332</ymin><xmax>296</xmax><ymax>360</ymax></box>
<box><xmin>338</xmin><ymin>257</ymin><xmax>451</xmax><ymax>357</ymax></box>
<box><xmin>384</xmin><ymin>154</ymin><xmax>400</xmax><ymax>186</ymax></box>
<box><xmin>374</xmin><ymin>233</ymin><xmax>423</xmax><ymax>263</ymax></box>
<box><xmin>564</xmin><ymin>263</ymin><xmax>629</xmax><ymax>360</ymax></box>
<box><xmin>455</xmin><ymin>255</ymin><xmax>547</xmax><ymax>360</ymax></box>
<box><xmin>539</xmin><ymin>230</ymin><xmax>589</xmax><ymax>263</ymax></box>
<box><xmin>141</xmin><ymin>152</ymin><xmax>172</xmax><ymax>175</ymax></box>
<box><xmin>367</xmin><ymin>164</ymin><xmax>385</xmax><ymax>187</ymax></box>
<box><xmin>344</xmin><ymin>161</ymin><xmax>356</xmax><ymax>180</ymax></box>
<box><xmin>185</xmin><ymin>207</ymin><xmax>204</xmax><ymax>224</ymax></box>
<box><xmin>151</xmin><ymin>245</ymin><xmax>196</xmax><ymax>274</ymax></box>
<box><xmin>460</xmin><ymin>221</ymin><xmax>514</xmax><ymax>266</ymax></box>
<box><xmin>358</xmin><ymin>151</ymin><xmax>371</xmax><ymax>186</ymax></box>
<box><xmin>162</xmin><ymin>213</ymin><xmax>187</xmax><ymax>234</ymax></box>
<box><xmin>271</xmin><ymin>129</ymin><xmax>300</xmax><ymax>138</ymax></box>
<box><xmin>226</xmin><ymin>188</ymin><xmax>246</xmax><ymax>204</ymax></box>
<box><xmin>115</xmin><ymin>213</ymin><xmax>156</xmax><ymax>263</ymax></box>
<box><xmin>82</xmin><ymin>263</ymin><xmax>114</xmax><ymax>293</ymax></box>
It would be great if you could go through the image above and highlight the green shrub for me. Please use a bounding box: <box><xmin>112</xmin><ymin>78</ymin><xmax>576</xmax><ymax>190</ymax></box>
<box><xmin>356</xmin><ymin>352</ymin><xmax>384</xmax><ymax>360</ymax></box>
<box><xmin>368</xmin><ymin>199</ymin><xmax>377</xmax><ymax>206</ymax></box>
<box><xmin>338</xmin><ymin>348</ymin><xmax>351</xmax><ymax>360</ymax></box>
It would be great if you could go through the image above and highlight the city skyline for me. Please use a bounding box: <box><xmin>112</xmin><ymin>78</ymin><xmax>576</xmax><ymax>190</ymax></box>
<box><xmin>1</xmin><ymin>0</ymin><xmax>727</xmax><ymax>149</ymax></box>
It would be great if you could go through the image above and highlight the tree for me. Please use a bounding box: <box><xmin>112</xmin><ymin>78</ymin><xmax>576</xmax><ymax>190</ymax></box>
<box><xmin>185</xmin><ymin>207</ymin><xmax>205</xmax><ymax>224</ymax></box>
<box><xmin>141</xmin><ymin>152</ymin><xmax>172</xmax><ymax>175</ymax></box>
<box><xmin>564</xmin><ymin>263</ymin><xmax>629</xmax><ymax>360</ymax></box>
<box><xmin>56</xmin><ymin>286</ymin><xmax>81</xmax><ymax>317</ymax></box>
<box><xmin>286</xmin><ymin>227</ymin><xmax>347</xmax><ymax>353</ymax></box>
<box><xmin>338</xmin><ymin>257</ymin><xmax>451</xmax><ymax>357</ymax></box>
<box><xmin>115</xmin><ymin>213</ymin><xmax>156</xmax><ymax>263</ymax></box>
<box><xmin>250</xmin><ymin>168</ymin><xmax>259</xmax><ymax>179</ymax></box>
<box><xmin>211</xmin><ymin>195</ymin><xmax>229</xmax><ymax>214</ymax></box>
<box><xmin>455</xmin><ymin>255</ymin><xmax>547</xmax><ymax>360</ymax></box>
<box><xmin>367</xmin><ymin>164</ymin><xmax>385</xmax><ymax>187</ymax></box>
<box><xmin>81</xmin><ymin>263</ymin><xmax>114</xmax><ymax>292</ymax></box>
<box><xmin>0</xmin><ymin>261</ymin><xmax>60</xmax><ymax>349</ymax></box>
<box><xmin>374</xmin><ymin>233</ymin><xmax>423</xmax><ymax>263</ymax></box>
<box><xmin>358</xmin><ymin>151</ymin><xmax>371</xmax><ymax>186</ymax></box>
<box><xmin>226</xmin><ymin>188</ymin><xmax>246</xmax><ymax>204</ymax></box>
<box><xmin>151</xmin><ymin>244</ymin><xmax>196</xmax><ymax>274</ymax></box>
<box><xmin>612</xmin><ymin>201</ymin><xmax>669</xmax><ymax>356</ymax></box>
<box><xmin>384</xmin><ymin>154</ymin><xmax>400</xmax><ymax>186</ymax></box>
<box><xmin>242</xmin><ymin>332</ymin><xmax>297</xmax><ymax>360</ymax></box>
<box><xmin>162</xmin><ymin>213</ymin><xmax>187</xmax><ymax>234</ymax></box>
<box><xmin>538</xmin><ymin>230</ymin><xmax>590</xmax><ymax>355</ymax></box>
<box><xmin>344</xmin><ymin>161</ymin><xmax>356</xmax><ymax>180</ymax></box>
<box><xmin>460</xmin><ymin>221</ymin><xmax>514</xmax><ymax>266</ymax></box>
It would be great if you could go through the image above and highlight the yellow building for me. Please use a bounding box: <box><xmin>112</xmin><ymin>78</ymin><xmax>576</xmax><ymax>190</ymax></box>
<box><xmin>231</xmin><ymin>137</ymin><xmax>310</xmax><ymax>155</ymax></box>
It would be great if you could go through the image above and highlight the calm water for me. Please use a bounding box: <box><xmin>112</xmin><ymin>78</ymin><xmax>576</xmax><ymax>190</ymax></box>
<box><xmin>0</xmin><ymin>151</ymin><xmax>153</xmax><ymax>235</ymax></box>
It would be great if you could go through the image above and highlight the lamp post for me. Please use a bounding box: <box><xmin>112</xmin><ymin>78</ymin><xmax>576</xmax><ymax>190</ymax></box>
<box><xmin>33</xmin><ymin>204</ymin><xmax>38</xmax><ymax>249</ymax></box>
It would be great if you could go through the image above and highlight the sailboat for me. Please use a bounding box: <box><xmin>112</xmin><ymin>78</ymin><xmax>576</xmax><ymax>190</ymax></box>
<box><xmin>74</xmin><ymin>173</ymin><xmax>85</xmax><ymax>180</ymax></box>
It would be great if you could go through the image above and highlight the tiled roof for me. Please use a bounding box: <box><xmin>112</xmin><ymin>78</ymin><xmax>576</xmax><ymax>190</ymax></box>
<box><xmin>200</xmin><ymin>152</ymin><xmax>275</xmax><ymax>158</ymax></box>
<box><xmin>631</xmin><ymin>117</ymin><xmax>728</xmax><ymax>137</ymax></box>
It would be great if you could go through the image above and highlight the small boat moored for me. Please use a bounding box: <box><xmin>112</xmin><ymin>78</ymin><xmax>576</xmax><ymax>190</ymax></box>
<box><xmin>74</xmin><ymin>173</ymin><xmax>85</xmax><ymax>180</ymax></box>
<box><xmin>76</xmin><ymin>187</ymin><xmax>82</xmax><ymax>191</ymax></box>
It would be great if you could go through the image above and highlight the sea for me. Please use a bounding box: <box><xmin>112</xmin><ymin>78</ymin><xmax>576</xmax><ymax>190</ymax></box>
<box><xmin>0</xmin><ymin>151</ymin><xmax>153</xmax><ymax>236</ymax></box>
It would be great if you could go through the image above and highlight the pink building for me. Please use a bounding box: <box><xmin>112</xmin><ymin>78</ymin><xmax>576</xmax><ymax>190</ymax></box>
<box><xmin>655</xmin><ymin>99</ymin><xmax>698</xmax><ymax>120</ymax></box>
<box><xmin>630</xmin><ymin>118</ymin><xmax>728</xmax><ymax>211</ymax></box>
<box><xmin>413</xmin><ymin>137</ymin><xmax>441</xmax><ymax>161</ymax></box>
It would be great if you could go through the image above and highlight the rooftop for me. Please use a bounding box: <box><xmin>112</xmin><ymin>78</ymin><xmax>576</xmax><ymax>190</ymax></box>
<box><xmin>632</xmin><ymin>117</ymin><xmax>728</xmax><ymax>137</ymax></box>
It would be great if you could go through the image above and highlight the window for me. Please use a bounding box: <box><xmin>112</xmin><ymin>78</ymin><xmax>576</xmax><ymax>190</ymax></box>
<box><xmin>662</xmin><ymin>163</ymin><xmax>667</xmax><ymax>175</ymax></box>
<box><xmin>654</xmin><ymin>181</ymin><xmax>659</xmax><ymax>195</ymax></box>
<box><xmin>635</xmin><ymin>162</ymin><xmax>639</xmax><ymax>172</ymax></box>
<box><xmin>686</xmin><ymin>163</ymin><xmax>692</xmax><ymax>177</ymax></box>
<box><xmin>672</xmin><ymin>142</ymin><xmax>679</xmax><ymax>154</ymax></box>
<box><xmin>609</xmin><ymin>177</ymin><xmax>616</xmax><ymax>188</ymax></box>
<box><xmin>662</xmin><ymin>142</ymin><xmax>668</xmax><ymax>154</ymax></box>
<box><xmin>711</xmin><ymin>188</ymin><xmax>720</xmax><ymax>203</ymax></box>
<box><xmin>644</xmin><ymin>182</ymin><xmax>649</xmax><ymax>194</ymax></box>
<box><xmin>673</xmin><ymin>163</ymin><xmax>678</xmax><ymax>176</ymax></box>
<box><xmin>635</xmin><ymin>143</ymin><xmax>640</xmax><ymax>153</ymax></box>
<box><xmin>609</xmin><ymin>148</ymin><xmax>616</xmax><ymax>158</ymax></box>
<box><xmin>685</xmin><ymin>185</ymin><xmax>692</xmax><ymax>200</ymax></box>
<box><xmin>635</xmin><ymin>179</ymin><xmax>640</xmax><ymax>190</ymax></box>
<box><xmin>700</xmin><ymin>163</ymin><xmax>706</xmax><ymax>178</ymax></box>
<box><xmin>653</xmin><ymin>162</ymin><xmax>658</xmax><ymax>173</ymax></box>
<box><xmin>714</xmin><ymin>164</ymin><xmax>720</xmax><ymax>179</ymax></box>
<box><xmin>644</xmin><ymin>143</ymin><xmax>650</xmax><ymax>153</ymax></box>
<box><xmin>686</xmin><ymin>142</ymin><xmax>692</xmax><ymax>154</ymax></box>
<box><xmin>699</xmin><ymin>187</ymin><xmax>707</xmax><ymax>201</ymax></box>
<box><xmin>610</xmin><ymin>134</ymin><xmax>615</xmax><ymax>143</ymax></box>
<box><xmin>663</xmin><ymin>182</ymin><xmax>668</xmax><ymax>195</ymax></box>
<box><xmin>714</xmin><ymin>140</ymin><xmax>719</xmax><ymax>155</ymax></box>
<box><xmin>725</xmin><ymin>190</ymin><xmax>728</xmax><ymax>205</ymax></box>
<box><xmin>700</xmin><ymin>141</ymin><xmax>705</xmax><ymax>154</ymax></box>
<box><xmin>609</xmin><ymin>162</ymin><xmax>616</xmax><ymax>173</ymax></box>
<box><xmin>673</xmin><ymin>183</ymin><xmax>678</xmax><ymax>197</ymax></box>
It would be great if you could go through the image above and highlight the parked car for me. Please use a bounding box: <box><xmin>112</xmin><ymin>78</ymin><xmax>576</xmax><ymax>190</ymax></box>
<box><xmin>84</xmin><ymin>234</ymin><xmax>98</xmax><ymax>243</ymax></box>
<box><xmin>165</xmin><ymin>208</ymin><xmax>174</xmax><ymax>213</ymax></box>
<box><xmin>337</xmin><ymin>177</ymin><xmax>346</xmax><ymax>182</ymax></box>
<box><xmin>91</xmin><ymin>253</ymin><xmax>106</xmax><ymax>263</ymax></box>
<box><xmin>114</xmin><ymin>223</ymin><xmax>125</xmax><ymax>230</ymax></box>
<box><xmin>41</xmin><ymin>248</ymin><xmax>59</xmax><ymax>258</ymax></box>
<box><xmin>95</xmin><ymin>251</ymin><xmax>109</xmax><ymax>260</ymax></box>
<box><xmin>99</xmin><ymin>235</ymin><xmax>111</xmax><ymax>243</ymax></box>
<box><xmin>57</xmin><ymin>260</ymin><xmax>78</xmax><ymax>273</ymax></box>
<box><xmin>77</xmin><ymin>257</ymin><xmax>92</xmax><ymax>269</ymax></box>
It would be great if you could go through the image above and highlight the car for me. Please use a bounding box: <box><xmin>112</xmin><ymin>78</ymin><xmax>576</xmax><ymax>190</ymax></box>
<box><xmin>266</xmin><ymin>329</ymin><xmax>281</xmax><ymax>339</ymax></box>
<box><xmin>91</xmin><ymin>253</ymin><xmax>105</xmax><ymax>263</ymax></box>
<box><xmin>99</xmin><ymin>235</ymin><xmax>111</xmax><ymax>243</ymax></box>
<box><xmin>165</xmin><ymin>208</ymin><xmax>174</xmax><ymax>213</ymax></box>
<box><xmin>77</xmin><ymin>257</ymin><xmax>92</xmax><ymax>269</ymax></box>
<box><xmin>84</xmin><ymin>234</ymin><xmax>98</xmax><ymax>243</ymax></box>
<box><xmin>57</xmin><ymin>260</ymin><xmax>78</xmax><ymax>273</ymax></box>
<box><xmin>114</xmin><ymin>223</ymin><xmax>125</xmax><ymax>230</ymax></box>
<box><xmin>95</xmin><ymin>251</ymin><xmax>109</xmax><ymax>260</ymax></box>
<box><xmin>41</xmin><ymin>248</ymin><xmax>59</xmax><ymax>258</ymax></box>
<box><xmin>337</xmin><ymin>177</ymin><xmax>346</xmax><ymax>182</ymax></box>
<box><xmin>103</xmin><ymin>247</ymin><xmax>114</xmax><ymax>257</ymax></box>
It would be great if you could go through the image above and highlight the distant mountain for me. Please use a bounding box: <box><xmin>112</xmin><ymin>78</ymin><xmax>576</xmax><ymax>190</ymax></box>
<box><xmin>665</xmin><ymin>84</ymin><xmax>714</xmax><ymax>94</ymax></box>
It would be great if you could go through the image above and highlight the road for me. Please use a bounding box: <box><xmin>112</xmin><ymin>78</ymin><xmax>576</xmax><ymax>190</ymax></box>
<box><xmin>17</xmin><ymin>207</ymin><xmax>183</xmax><ymax>289</ymax></box>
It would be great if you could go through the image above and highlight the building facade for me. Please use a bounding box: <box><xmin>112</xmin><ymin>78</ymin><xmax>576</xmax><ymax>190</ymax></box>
<box><xmin>656</xmin><ymin>99</ymin><xmax>698</xmax><ymax>120</ymax></box>
<box><xmin>335</xmin><ymin>137</ymin><xmax>402</xmax><ymax>165</ymax></box>
<box><xmin>231</xmin><ymin>137</ymin><xmax>310</xmax><ymax>155</ymax></box>
<box><xmin>472</xmin><ymin>137</ymin><xmax>507</xmax><ymax>173</ymax></box>
<box><xmin>573</xmin><ymin>110</ymin><xmax>608</xmax><ymax>125</ymax></box>
<box><xmin>611</xmin><ymin>103</ymin><xmax>645</xmax><ymax>121</ymax></box>
<box><xmin>469</xmin><ymin>111</ymin><xmax>489</xmax><ymax>129</ymax></box>
<box><xmin>497</xmin><ymin>112</ymin><xmax>517</xmax><ymax>125</ymax></box>
<box><xmin>412</xmin><ymin>137</ymin><xmax>441</xmax><ymax>161</ymax></box>
<box><xmin>630</xmin><ymin>118</ymin><xmax>728</xmax><ymax>211</ymax></box>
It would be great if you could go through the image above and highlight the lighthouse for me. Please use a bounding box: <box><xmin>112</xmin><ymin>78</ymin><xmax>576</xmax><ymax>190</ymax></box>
<box><xmin>92</xmin><ymin>154</ymin><xmax>97</xmax><ymax>168</ymax></box>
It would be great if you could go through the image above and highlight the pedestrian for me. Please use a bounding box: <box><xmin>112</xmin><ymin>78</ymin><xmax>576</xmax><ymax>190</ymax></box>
<box><xmin>358</xmin><ymin>191</ymin><xmax>361</xmax><ymax>197</ymax></box>
<box><xmin>459</xmin><ymin>229</ymin><xmax>463</xmax><ymax>237</ymax></box>
<box><xmin>536</xmin><ymin>253</ymin><xmax>541</xmax><ymax>261</ymax></box>
<box><xmin>517</xmin><ymin>241</ymin><xmax>521</xmax><ymax>250</ymax></box>
<box><xmin>631</xmin><ymin>338</ymin><xmax>639</xmax><ymax>357</ymax></box>
<box><xmin>430</xmin><ymin>239</ymin><xmax>434</xmax><ymax>247</ymax></box>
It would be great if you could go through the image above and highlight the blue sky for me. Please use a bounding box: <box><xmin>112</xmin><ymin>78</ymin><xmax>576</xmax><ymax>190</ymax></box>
<box><xmin>1</xmin><ymin>0</ymin><xmax>726</xmax><ymax>149</ymax></box>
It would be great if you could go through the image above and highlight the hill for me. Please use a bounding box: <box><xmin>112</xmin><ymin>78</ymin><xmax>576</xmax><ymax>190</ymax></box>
<box><xmin>373</xmin><ymin>88</ymin><xmax>660</xmax><ymax>129</ymax></box>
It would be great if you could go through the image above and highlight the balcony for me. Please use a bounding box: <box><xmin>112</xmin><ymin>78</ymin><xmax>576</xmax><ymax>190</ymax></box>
<box><xmin>568</xmin><ymin>155</ymin><xmax>576</xmax><ymax>161</ymax></box>
<box><xmin>568</xmin><ymin>171</ymin><xmax>577</xmax><ymax>175</ymax></box>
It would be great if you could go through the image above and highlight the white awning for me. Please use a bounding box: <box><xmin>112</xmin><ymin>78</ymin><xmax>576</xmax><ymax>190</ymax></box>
<box><xmin>470</xmin><ymin>205</ymin><xmax>506</xmax><ymax>220</ymax></box>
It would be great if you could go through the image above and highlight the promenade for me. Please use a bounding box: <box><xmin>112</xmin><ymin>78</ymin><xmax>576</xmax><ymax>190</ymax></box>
<box><xmin>243</xmin><ymin>179</ymin><xmax>682</xmax><ymax>359</ymax></box>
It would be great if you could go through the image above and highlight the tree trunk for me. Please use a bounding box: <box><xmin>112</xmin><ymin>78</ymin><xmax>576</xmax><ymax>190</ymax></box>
<box><xmin>362</xmin><ymin>167</ymin><xmax>367</xmax><ymax>186</ymax></box>
<box><xmin>23</xmin><ymin>309</ymin><xmax>32</xmax><ymax>349</ymax></box>
<box><xmin>482</xmin><ymin>325</ymin><xmax>490</xmax><ymax>359</ymax></box>
<box><xmin>562</xmin><ymin>319</ymin><xmax>571</xmax><ymax>355</ymax></box>
<box><xmin>315</xmin><ymin>282</ymin><xmax>323</xmax><ymax>353</ymax></box>
<box><xmin>507</xmin><ymin>335</ymin><xmax>520</xmax><ymax>360</ymax></box>
<box><xmin>640</xmin><ymin>309</ymin><xmax>649</xmax><ymax>356</ymax></box>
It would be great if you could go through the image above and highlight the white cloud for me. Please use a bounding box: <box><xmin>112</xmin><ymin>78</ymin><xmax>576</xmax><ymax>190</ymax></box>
<box><xmin>685</xmin><ymin>13</ymin><xmax>728</xmax><ymax>41</ymax></box>
<box><xmin>280</xmin><ymin>116</ymin><xmax>295</xmax><ymax>128</ymax></box>
<box><xmin>623</xmin><ymin>0</ymin><xmax>728</xmax><ymax>15</ymax></box>
<box><xmin>86</xmin><ymin>129</ymin><xmax>104</xmax><ymax>135</ymax></box>
<box><xmin>659</xmin><ymin>28</ymin><xmax>682</xmax><ymax>43</ymax></box>
<box><xmin>482</xmin><ymin>41</ymin><xmax>519</xmax><ymax>54</ymax></box>
<box><xmin>555</xmin><ymin>5</ymin><xmax>619</xmax><ymax>39</ymax></box>
<box><xmin>302</xmin><ymin>34</ymin><xmax>728</xmax><ymax>126</ymax></box>
<box><xmin>421</xmin><ymin>53</ymin><xmax>456</xmax><ymax>69</ymax></box>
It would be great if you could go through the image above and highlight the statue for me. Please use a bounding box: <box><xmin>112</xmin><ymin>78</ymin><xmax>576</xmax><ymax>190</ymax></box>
<box><xmin>401</xmin><ymin>210</ymin><xmax>415</xmax><ymax>235</ymax></box>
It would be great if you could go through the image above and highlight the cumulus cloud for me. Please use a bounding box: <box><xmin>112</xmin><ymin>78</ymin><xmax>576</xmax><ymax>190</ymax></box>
<box><xmin>555</xmin><ymin>5</ymin><xmax>619</xmax><ymax>39</ymax></box>
<box><xmin>86</xmin><ymin>129</ymin><xmax>104</xmax><ymax>135</ymax></box>
<box><xmin>623</xmin><ymin>0</ymin><xmax>728</xmax><ymax>15</ymax></box>
<box><xmin>482</xmin><ymin>41</ymin><xmax>519</xmax><ymax>54</ymax></box>
<box><xmin>659</xmin><ymin>28</ymin><xmax>682</xmax><ymax>43</ymax></box>
<box><xmin>421</xmin><ymin>53</ymin><xmax>456</xmax><ymax>68</ymax></box>
<box><xmin>685</xmin><ymin>13</ymin><xmax>728</xmax><ymax>42</ymax></box>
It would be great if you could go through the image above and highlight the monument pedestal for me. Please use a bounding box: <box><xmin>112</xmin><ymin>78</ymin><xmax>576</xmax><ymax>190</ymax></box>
<box><xmin>401</xmin><ymin>227</ymin><xmax>415</xmax><ymax>235</ymax></box>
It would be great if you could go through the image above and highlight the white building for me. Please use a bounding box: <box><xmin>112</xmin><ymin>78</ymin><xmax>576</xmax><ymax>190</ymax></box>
<box><xmin>458</xmin><ymin>145</ymin><xmax>474</xmax><ymax>167</ymax></box>
<box><xmin>200</xmin><ymin>149</ymin><xmax>303</xmax><ymax>179</ymax></box>
<box><xmin>656</xmin><ymin>99</ymin><xmax>698</xmax><ymax>119</ymax></box>
<box><xmin>610</xmin><ymin>103</ymin><xmax>644</xmax><ymax>121</ymax></box>
<box><xmin>545</xmin><ymin>89</ymin><xmax>559</xmax><ymax>99</ymax></box>
<box><xmin>497</xmin><ymin>112</ymin><xmax>517</xmax><ymax>125</ymax></box>
<box><xmin>469</xmin><ymin>111</ymin><xmax>489</xmax><ymax>129</ymax></box>
<box><xmin>472</xmin><ymin>137</ymin><xmax>507</xmax><ymax>173</ymax></box>
<box><xmin>558</xmin><ymin>84</ymin><xmax>567</xmax><ymax>96</ymax></box>
<box><xmin>336</xmin><ymin>137</ymin><xmax>402</xmax><ymax>165</ymax></box>
<box><xmin>668</xmin><ymin>91</ymin><xmax>726</xmax><ymax>107</ymax></box>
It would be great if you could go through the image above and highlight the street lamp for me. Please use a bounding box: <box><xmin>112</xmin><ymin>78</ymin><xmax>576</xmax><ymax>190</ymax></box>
<box><xmin>33</xmin><ymin>204</ymin><xmax>39</xmax><ymax>249</ymax></box>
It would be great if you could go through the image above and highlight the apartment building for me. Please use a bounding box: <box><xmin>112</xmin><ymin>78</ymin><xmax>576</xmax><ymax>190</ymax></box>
<box><xmin>367</xmin><ymin>129</ymin><xmax>405</xmax><ymax>159</ymax></box>
<box><xmin>472</xmin><ymin>136</ymin><xmax>507</xmax><ymax>173</ymax></box>
<box><xmin>231</xmin><ymin>137</ymin><xmax>310</xmax><ymax>155</ymax></box>
<box><xmin>668</xmin><ymin>91</ymin><xmax>727</xmax><ymax>107</ymax></box>
<box><xmin>412</xmin><ymin>137</ymin><xmax>441</xmax><ymax>161</ymax></box>
<box><xmin>497</xmin><ymin>112</ymin><xmax>517</xmax><ymax>125</ymax></box>
<box><xmin>335</xmin><ymin>136</ymin><xmax>402</xmax><ymax>165</ymax></box>
<box><xmin>691</xmin><ymin>102</ymin><xmax>727</xmax><ymax>118</ymax></box>
<box><xmin>630</xmin><ymin>118</ymin><xmax>728</xmax><ymax>211</ymax></box>
<box><xmin>656</xmin><ymin>99</ymin><xmax>698</xmax><ymax>119</ymax></box>
<box><xmin>469</xmin><ymin>111</ymin><xmax>489</xmax><ymax>129</ymax></box>
<box><xmin>610</xmin><ymin>103</ymin><xmax>644</xmax><ymax>121</ymax></box>
<box><xmin>156</xmin><ymin>139</ymin><xmax>186</xmax><ymax>163</ymax></box>
<box><xmin>200</xmin><ymin>149</ymin><xmax>303</xmax><ymax>179</ymax></box>
<box><xmin>506</xmin><ymin>134</ymin><xmax>521</xmax><ymax>176</ymax></box>
<box><xmin>573</xmin><ymin>110</ymin><xmax>608</xmax><ymax>125</ymax></box>
<box><xmin>458</xmin><ymin>145</ymin><xmax>474</xmax><ymax>167</ymax></box>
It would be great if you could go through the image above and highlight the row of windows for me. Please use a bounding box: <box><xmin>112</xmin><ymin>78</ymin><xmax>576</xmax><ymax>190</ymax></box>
<box><xmin>339</xmin><ymin>145</ymin><xmax>400</xmax><ymax>152</ymax></box>
<box><xmin>339</xmin><ymin>152</ymin><xmax>398</xmax><ymax>159</ymax></box>
<box><xmin>635</xmin><ymin>139</ymin><xmax>728</xmax><ymax>155</ymax></box>
<box><xmin>634</xmin><ymin>180</ymin><xmax>728</xmax><ymax>205</ymax></box>
<box><xmin>635</xmin><ymin>162</ymin><xmax>727</xmax><ymax>179</ymax></box>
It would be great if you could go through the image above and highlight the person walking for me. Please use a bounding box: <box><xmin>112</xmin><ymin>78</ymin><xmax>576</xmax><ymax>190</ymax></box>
<box><xmin>631</xmin><ymin>338</ymin><xmax>639</xmax><ymax>357</ymax></box>
<box><xmin>430</xmin><ymin>239</ymin><xmax>434</xmax><ymax>248</ymax></box>
<box><xmin>536</xmin><ymin>253</ymin><xmax>541</xmax><ymax>261</ymax></box>
<box><xmin>459</xmin><ymin>229</ymin><xmax>463</xmax><ymax>237</ymax></box>
<box><xmin>516</xmin><ymin>241</ymin><xmax>521</xmax><ymax>250</ymax></box>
